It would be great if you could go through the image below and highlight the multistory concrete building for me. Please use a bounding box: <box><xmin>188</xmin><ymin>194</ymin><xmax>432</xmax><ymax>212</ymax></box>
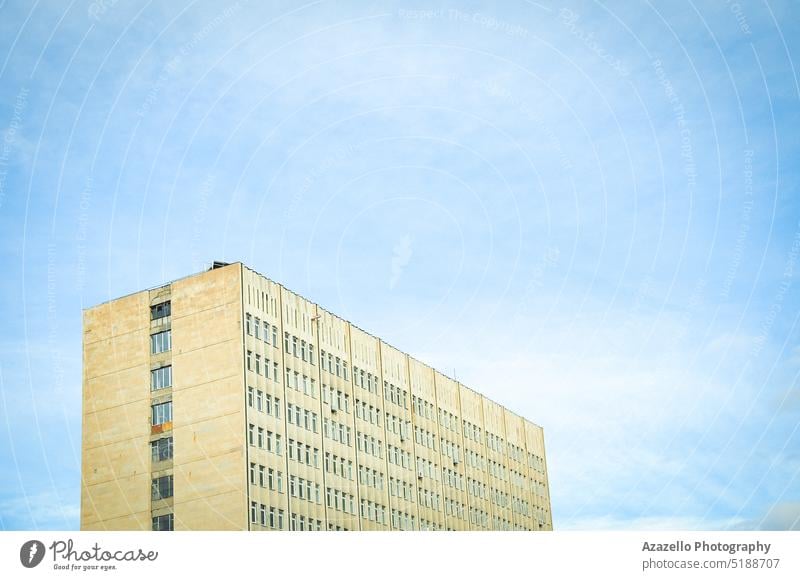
<box><xmin>81</xmin><ymin>262</ymin><xmax>552</xmax><ymax>531</ymax></box>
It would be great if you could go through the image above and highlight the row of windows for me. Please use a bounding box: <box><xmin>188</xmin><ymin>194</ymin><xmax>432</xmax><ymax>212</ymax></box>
<box><xmin>245</xmin><ymin>313</ymin><xmax>278</xmax><ymax>347</ymax></box>
<box><xmin>493</xmin><ymin>516</ymin><xmax>512</xmax><ymax>530</ymax></box>
<box><xmin>288</xmin><ymin>475</ymin><xmax>321</xmax><ymax>504</ymax></box>
<box><xmin>412</xmin><ymin>395</ymin><xmax>435</xmax><ymax>421</ymax></box>
<box><xmin>151</xmin><ymin>365</ymin><xmax>172</xmax><ymax>391</ymax></box>
<box><xmin>285</xmin><ymin>367</ymin><xmax>317</xmax><ymax>398</ymax></box>
<box><xmin>416</xmin><ymin>457</ymin><xmax>439</xmax><ymax>481</ymax></box>
<box><xmin>385</xmin><ymin>413</ymin><xmax>409</xmax><ymax>440</ymax></box>
<box><xmin>512</xmin><ymin>497</ymin><xmax>530</xmax><ymax>516</ymax></box>
<box><xmin>250</xmin><ymin>502</ymin><xmax>284</xmax><ymax>529</ymax></box>
<box><xmin>465</xmin><ymin>449</ymin><xmax>486</xmax><ymax>471</ymax></box>
<box><xmin>247</xmin><ymin>387</ymin><xmax>281</xmax><ymax>419</ymax></box>
<box><xmin>150</xmin><ymin>437</ymin><xmax>173</xmax><ymax>462</ymax></box>
<box><xmin>391</xmin><ymin>509</ymin><xmax>415</xmax><ymax>530</ymax></box>
<box><xmin>286</xmin><ymin>403</ymin><xmax>318</xmax><ymax>433</ymax></box>
<box><xmin>324</xmin><ymin>452</ymin><xmax>354</xmax><ymax>480</ymax></box>
<box><xmin>359</xmin><ymin>499</ymin><xmax>387</xmax><ymax>525</ymax></box>
<box><xmin>417</xmin><ymin>487</ymin><xmax>441</xmax><ymax>511</ymax></box>
<box><xmin>468</xmin><ymin>477</ymin><xmax>488</xmax><ymax>499</ymax></box>
<box><xmin>532</xmin><ymin>480</ymin><xmax>548</xmax><ymax>498</ymax></box>
<box><xmin>444</xmin><ymin>498</ymin><xmax>466</xmax><ymax>519</ymax></box>
<box><xmin>249</xmin><ymin>462</ymin><xmax>284</xmax><ymax>492</ymax></box>
<box><xmin>442</xmin><ymin>467</ymin><xmax>464</xmax><ymax>491</ymax></box>
<box><xmin>355</xmin><ymin>399</ymin><xmax>381</xmax><ymax>426</ymax></box>
<box><xmin>290</xmin><ymin>513</ymin><xmax>323</xmax><ymax>531</ymax></box>
<box><xmin>509</xmin><ymin>443</ymin><xmax>525</xmax><ymax>463</ymax></box>
<box><xmin>510</xmin><ymin>468</ymin><xmax>527</xmax><ymax>488</ymax></box>
<box><xmin>150</xmin><ymin>330</ymin><xmax>171</xmax><ymax>354</ymax></box>
<box><xmin>419</xmin><ymin>518</ymin><xmax>440</xmax><ymax>531</ymax></box>
<box><xmin>388</xmin><ymin>477</ymin><xmax>414</xmax><ymax>502</ymax></box>
<box><xmin>246</xmin><ymin>350</ymin><xmax>280</xmax><ymax>382</ymax></box>
<box><xmin>491</xmin><ymin>487</ymin><xmax>509</xmax><ymax>508</ymax></box>
<box><xmin>356</xmin><ymin>431</ymin><xmax>383</xmax><ymax>459</ymax></box>
<box><xmin>529</xmin><ymin>453</ymin><xmax>546</xmax><ymax>474</ymax></box>
<box><xmin>463</xmin><ymin>419</ymin><xmax>483</xmax><ymax>443</ymax></box>
<box><xmin>469</xmin><ymin>507</ymin><xmax>489</xmax><ymax>528</ymax></box>
<box><xmin>326</xmin><ymin>487</ymin><xmax>356</xmax><ymax>515</ymax></box>
<box><xmin>323</xmin><ymin>418</ymin><xmax>352</xmax><ymax>446</ymax></box>
<box><xmin>414</xmin><ymin>426</ymin><xmax>436</xmax><ymax>450</ymax></box>
<box><xmin>488</xmin><ymin>459</ymin><xmax>507</xmax><ymax>479</ymax></box>
<box><xmin>287</xmin><ymin>439</ymin><xmax>319</xmax><ymax>468</ymax></box>
<box><xmin>438</xmin><ymin>407</ymin><xmax>458</xmax><ymax>433</ymax></box>
<box><xmin>353</xmin><ymin>366</ymin><xmax>379</xmax><ymax>394</ymax></box>
<box><xmin>383</xmin><ymin>381</ymin><xmax>407</xmax><ymax>409</ymax></box>
<box><xmin>320</xmin><ymin>349</ymin><xmax>348</xmax><ymax>379</ymax></box>
<box><xmin>357</xmin><ymin>465</ymin><xmax>384</xmax><ymax>490</ymax></box>
<box><xmin>441</xmin><ymin>438</ymin><xmax>461</xmax><ymax>464</ymax></box>
<box><xmin>388</xmin><ymin>444</ymin><xmax>412</xmax><ymax>470</ymax></box>
<box><xmin>323</xmin><ymin>385</ymin><xmax>349</xmax><ymax>413</ymax></box>
<box><xmin>487</xmin><ymin>432</ymin><xmax>505</xmax><ymax>454</ymax></box>
<box><xmin>248</xmin><ymin>423</ymin><xmax>283</xmax><ymax>455</ymax></box>
<box><xmin>284</xmin><ymin>332</ymin><xmax>316</xmax><ymax>365</ymax></box>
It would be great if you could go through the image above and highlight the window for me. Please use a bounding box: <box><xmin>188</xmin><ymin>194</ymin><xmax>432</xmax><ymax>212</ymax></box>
<box><xmin>246</xmin><ymin>313</ymin><xmax>252</xmax><ymax>335</ymax></box>
<box><xmin>150</xmin><ymin>330</ymin><xmax>171</xmax><ymax>354</ymax></box>
<box><xmin>151</xmin><ymin>475</ymin><xmax>173</xmax><ymax>500</ymax></box>
<box><xmin>254</xmin><ymin>317</ymin><xmax>261</xmax><ymax>339</ymax></box>
<box><xmin>150</xmin><ymin>437</ymin><xmax>173</xmax><ymax>462</ymax></box>
<box><xmin>150</xmin><ymin>301</ymin><xmax>171</xmax><ymax>320</ymax></box>
<box><xmin>151</xmin><ymin>366</ymin><xmax>172</xmax><ymax>390</ymax></box>
<box><xmin>151</xmin><ymin>401</ymin><xmax>172</xmax><ymax>426</ymax></box>
<box><xmin>152</xmin><ymin>513</ymin><xmax>173</xmax><ymax>531</ymax></box>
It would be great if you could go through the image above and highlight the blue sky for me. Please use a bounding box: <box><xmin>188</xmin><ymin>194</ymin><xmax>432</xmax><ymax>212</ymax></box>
<box><xmin>0</xmin><ymin>0</ymin><xmax>799</xmax><ymax>530</ymax></box>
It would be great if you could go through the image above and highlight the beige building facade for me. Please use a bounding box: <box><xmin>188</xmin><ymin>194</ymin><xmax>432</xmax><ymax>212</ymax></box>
<box><xmin>81</xmin><ymin>262</ymin><xmax>552</xmax><ymax>531</ymax></box>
